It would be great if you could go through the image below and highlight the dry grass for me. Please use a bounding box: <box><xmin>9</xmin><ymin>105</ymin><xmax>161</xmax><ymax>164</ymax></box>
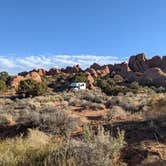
<box><xmin>0</xmin><ymin>126</ymin><xmax>125</xmax><ymax>166</ymax></box>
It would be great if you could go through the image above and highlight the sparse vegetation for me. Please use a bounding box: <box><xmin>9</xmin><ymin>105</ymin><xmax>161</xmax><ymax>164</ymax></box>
<box><xmin>0</xmin><ymin>68</ymin><xmax>166</xmax><ymax>165</ymax></box>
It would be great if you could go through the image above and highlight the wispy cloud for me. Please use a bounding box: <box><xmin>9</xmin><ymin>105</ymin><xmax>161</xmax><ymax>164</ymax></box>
<box><xmin>0</xmin><ymin>54</ymin><xmax>126</xmax><ymax>74</ymax></box>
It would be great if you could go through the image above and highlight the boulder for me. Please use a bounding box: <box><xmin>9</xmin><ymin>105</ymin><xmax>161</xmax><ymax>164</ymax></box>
<box><xmin>129</xmin><ymin>53</ymin><xmax>149</xmax><ymax>72</ymax></box>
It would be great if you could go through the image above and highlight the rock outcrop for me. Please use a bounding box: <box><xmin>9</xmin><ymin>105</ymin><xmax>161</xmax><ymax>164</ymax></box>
<box><xmin>139</xmin><ymin>67</ymin><xmax>166</xmax><ymax>88</ymax></box>
<box><xmin>97</xmin><ymin>65</ymin><xmax>110</xmax><ymax>77</ymax></box>
<box><xmin>47</xmin><ymin>68</ymin><xmax>61</xmax><ymax>75</ymax></box>
<box><xmin>26</xmin><ymin>72</ymin><xmax>42</xmax><ymax>83</ymax></box>
<box><xmin>113</xmin><ymin>62</ymin><xmax>131</xmax><ymax>77</ymax></box>
<box><xmin>35</xmin><ymin>69</ymin><xmax>46</xmax><ymax>76</ymax></box>
<box><xmin>85</xmin><ymin>72</ymin><xmax>95</xmax><ymax>89</ymax></box>
<box><xmin>146</xmin><ymin>56</ymin><xmax>162</xmax><ymax>68</ymax></box>
<box><xmin>86</xmin><ymin>68</ymin><xmax>98</xmax><ymax>78</ymax></box>
<box><xmin>62</xmin><ymin>65</ymin><xmax>82</xmax><ymax>74</ymax></box>
<box><xmin>90</xmin><ymin>63</ymin><xmax>101</xmax><ymax>70</ymax></box>
<box><xmin>129</xmin><ymin>53</ymin><xmax>149</xmax><ymax>72</ymax></box>
<box><xmin>161</xmin><ymin>56</ymin><xmax>166</xmax><ymax>71</ymax></box>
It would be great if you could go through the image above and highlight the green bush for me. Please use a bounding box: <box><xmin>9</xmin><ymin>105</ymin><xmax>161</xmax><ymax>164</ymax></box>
<box><xmin>18</xmin><ymin>79</ymin><xmax>48</xmax><ymax>97</ymax></box>
<box><xmin>0</xmin><ymin>80</ymin><xmax>7</xmax><ymax>92</ymax></box>
<box><xmin>0</xmin><ymin>71</ymin><xmax>10</xmax><ymax>82</ymax></box>
<box><xmin>139</xmin><ymin>77</ymin><xmax>155</xmax><ymax>87</ymax></box>
<box><xmin>72</xmin><ymin>72</ymin><xmax>88</xmax><ymax>83</ymax></box>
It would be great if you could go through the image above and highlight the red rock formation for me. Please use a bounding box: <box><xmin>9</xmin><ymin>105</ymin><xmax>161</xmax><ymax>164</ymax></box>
<box><xmin>139</xmin><ymin>67</ymin><xmax>166</xmax><ymax>88</ymax></box>
<box><xmin>146</xmin><ymin>56</ymin><xmax>162</xmax><ymax>68</ymax></box>
<box><xmin>113</xmin><ymin>62</ymin><xmax>131</xmax><ymax>77</ymax></box>
<box><xmin>62</xmin><ymin>64</ymin><xmax>82</xmax><ymax>74</ymax></box>
<box><xmin>161</xmin><ymin>56</ymin><xmax>166</xmax><ymax>71</ymax></box>
<box><xmin>26</xmin><ymin>71</ymin><xmax>42</xmax><ymax>83</ymax></box>
<box><xmin>47</xmin><ymin>68</ymin><xmax>61</xmax><ymax>75</ymax></box>
<box><xmin>35</xmin><ymin>69</ymin><xmax>46</xmax><ymax>76</ymax></box>
<box><xmin>86</xmin><ymin>68</ymin><xmax>98</xmax><ymax>78</ymax></box>
<box><xmin>85</xmin><ymin>72</ymin><xmax>95</xmax><ymax>89</ymax></box>
<box><xmin>129</xmin><ymin>53</ymin><xmax>149</xmax><ymax>72</ymax></box>
<box><xmin>90</xmin><ymin>63</ymin><xmax>101</xmax><ymax>70</ymax></box>
<box><xmin>97</xmin><ymin>65</ymin><xmax>110</xmax><ymax>77</ymax></box>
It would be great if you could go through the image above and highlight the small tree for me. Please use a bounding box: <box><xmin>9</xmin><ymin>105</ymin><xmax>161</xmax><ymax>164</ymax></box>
<box><xmin>18</xmin><ymin>79</ymin><xmax>48</xmax><ymax>97</ymax></box>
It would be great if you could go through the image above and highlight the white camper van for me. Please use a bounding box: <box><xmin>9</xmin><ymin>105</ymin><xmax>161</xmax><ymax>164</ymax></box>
<box><xmin>70</xmin><ymin>82</ymin><xmax>86</xmax><ymax>91</ymax></box>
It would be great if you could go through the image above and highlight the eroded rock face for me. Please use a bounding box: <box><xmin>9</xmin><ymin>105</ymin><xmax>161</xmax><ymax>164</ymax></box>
<box><xmin>146</xmin><ymin>56</ymin><xmax>162</xmax><ymax>68</ymax></box>
<box><xmin>161</xmin><ymin>56</ymin><xmax>166</xmax><ymax>71</ymax></box>
<box><xmin>139</xmin><ymin>67</ymin><xmax>166</xmax><ymax>88</ymax></box>
<box><xmin>35</xmin><ymin>69</ymin><xmax>46</xmax><ymax>76</ymax></box>
<box><xmin>129</xmin><ymin>53</ymin><xmax>149</xmax><ymax>72</ymax></box>
<box><xmin>26</xmin><ymin>72</ymin><xmax>42</xmax><ymax>83</ymax></box>
<box><xmin>85</xmin><ymin>72</ymin><xmax>95</xmax><ymax>89</ymax></box>
<box><xmin>97</xmin><ymin>65</ymin><xmax>110</xmax><ymax>77</ymax></box>
<box><xmin>90</xmin><ymin>63</ymin><xmax>101</xmax><ymax>70</ymax></box>
<box><xmin>47</xmin><ymin>68</ymin><xmax>61</xmax><ymax>75</ymax></box>
<box><xmin>86</xmin><ymin>68</ymin><xmax>98</xmax><ymax>78</ymax></box>
<box><xmin>113</xmin><ymin>62</ymin><xmax>131</xmax><ymax>77</ymax></box>
<box><xmin>62</xmin><ymin>65</ymin><xmax>82</xmax><ymax>74</ymax></box>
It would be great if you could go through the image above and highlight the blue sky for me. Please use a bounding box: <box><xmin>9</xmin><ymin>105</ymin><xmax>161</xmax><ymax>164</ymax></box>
<box><xmin>0</xmin><ymin>0</ymin><xmax>166</xmax><ymax>74</ymax></box>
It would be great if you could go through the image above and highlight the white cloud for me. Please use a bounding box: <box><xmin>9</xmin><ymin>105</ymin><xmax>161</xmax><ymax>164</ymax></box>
<box><xmin>0</xmin><ymin>54</ymin><xmax>126</xmax><ymax>74</ymax></box>
<box><xmin>0</xmin><ymin>56</ymin><xmax>16</xmax><ymax>68</ymax></box>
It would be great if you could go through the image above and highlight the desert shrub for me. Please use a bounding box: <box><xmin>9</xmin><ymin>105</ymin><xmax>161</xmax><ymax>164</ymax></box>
<box><xmin>72</xmin><ymin>72</ymin><xmax>88</xmax><ymax>83</ymax></box>
<box><xmin>96</xmin><ymin>77</ymin><xmax>129</xmax><ymax>96</ymax></box>
<box><xmin>139</xmin><ymin>77</ymin><xmax>156</xmax><ymax>87</ymax></box>
<box><xmin>0</xmin><ymin>123</ymin><xmax>125</xmax><ymax>166</ymax></box>
<box><xmin>145</xmin><ymin>94</ymin><xmax>166</xmax><ymax>121</ymax></box>
<box><xmin>81</xmin><ymin>91</ymin><xmax>106</xmax><ymax>103</ymax></box>
<box><xmin>0</xmin><ymin>129</ymin><xmax>57</xmax><ymax>166</ymax></box>
<box><xmin>0</xmin><ymin>80</ymin><xmax>7</xmax><ymax>92</ymax></box>
<box><xmin>0</xmin><ymin>114</ymin><xmax>11</xmax><ymax>126</ymax></box>
<box><xmin>17</xmin><ymin>79</ymin><xmax>48</xmax><ymax>97</ymax></box>
<box><xmin>81</xmin><ymin>102</ymin><xmax>105</xmax><ymax>110</ymax></box>
<box><xmin>49</xmin><ymin>74</ymin><xmax>72</xmax><ymax>92</ymax></box>
<box><xmin>37</xmin><ymin>108</ymin><xmax>77</xmax><ymax>136</ymax></box>
<box><xmin>105</xmin><ymin>106</ymin><xmax>128</xmax><ymax>122</ymax></box>
<box><xmin>130</xmin><ymin>81</ymin><xmax>140</xmax><ymax>89</ymax></box>
<box><xmin>45</xmin><ymin>125</ymin><xmax>126</xmax><ymax>166</ymax></box>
